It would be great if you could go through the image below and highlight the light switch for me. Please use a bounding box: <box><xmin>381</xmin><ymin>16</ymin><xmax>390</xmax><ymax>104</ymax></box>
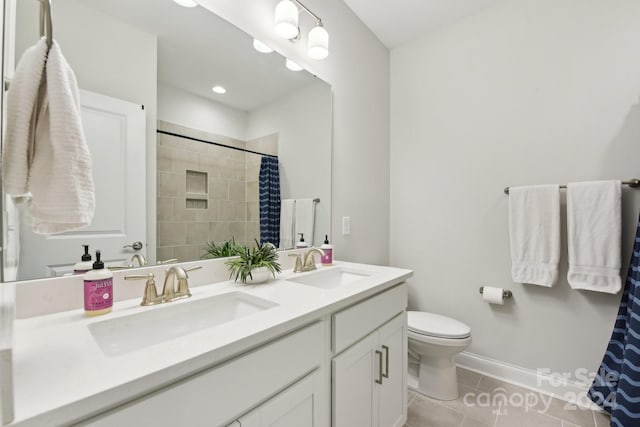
<box><xmin>342</xmin><ymin>216</ymin><xmax>351</xmax><ymax>235</ymax></box>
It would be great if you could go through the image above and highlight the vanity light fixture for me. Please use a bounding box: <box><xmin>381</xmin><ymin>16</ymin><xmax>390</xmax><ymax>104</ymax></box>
<box><xmin>253</xmin><ymin>39</ymin><xmax>274</xmax><ymax>54</ymax></box>
<box><xmin>307</xmin><ymin>22</ymin><xmax>328</xmax><ymax>60</ymax></box>
<box><xmin>172</xmin><ymin>0</ymin><xmax>198</xmax><ymax>8</ymax></box>
<box><xmin>274</xmin><ymin>0</ymin><xmax>299</xmax><ymax>39</ymax></box>
<box><xmin>212</xmin><ymin>85</ymin><xmax>226</xmax><ymax>94</ymax></box>
<box><xmin>285</xmin><ymin>59</ymin><xmax>303</xmax><ymax>71</ymax></box>
<box><xmin>274</xmin><ymin>0</ymin><xmax>329</xmax><ymax>60</ymax></box>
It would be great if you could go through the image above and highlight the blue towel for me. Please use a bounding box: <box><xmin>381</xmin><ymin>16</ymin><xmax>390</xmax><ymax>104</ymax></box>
<box><xmin>588</xmin><ymin>212</ymin><xmax>640</xmax><ymax>426</ymax></box>
<box><xmin>258</xmin><ymin>156</ymin><xmax>281</xmax><ymax>247</ymax></box>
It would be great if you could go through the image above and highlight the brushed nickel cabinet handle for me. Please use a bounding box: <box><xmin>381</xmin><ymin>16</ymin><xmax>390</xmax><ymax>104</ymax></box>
<box><xmin>375</xmin><ymin>350</ymin><xmax>383</xmax><ymax>384</ymax></box>
<box><xmin>382</xmin><ymin>345</ymin><xmax>389</xmax><ymax>379</ymax></box>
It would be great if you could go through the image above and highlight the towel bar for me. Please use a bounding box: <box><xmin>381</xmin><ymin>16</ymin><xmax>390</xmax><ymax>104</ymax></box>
<box><xmin>504</xmin><ymin>178</ymin><xmax>640</xmax><ymax>194</ymax></box>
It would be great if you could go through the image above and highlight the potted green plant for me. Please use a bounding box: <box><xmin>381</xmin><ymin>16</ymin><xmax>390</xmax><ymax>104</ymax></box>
<box><xmin>202</xmin><ymin>238</ymin><xmax>244</xmax><ymax>259</ymax></box>
<box><xmin>226</xmin><ymin>240</ymin><xmax>282</xmax><ymax>284</ymax></box>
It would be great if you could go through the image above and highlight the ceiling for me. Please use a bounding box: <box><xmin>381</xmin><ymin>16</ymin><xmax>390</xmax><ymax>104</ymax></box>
<box><xmin>81</xmin><ymin>0</ymin><xmax>316</xmax><ymax>112</ymax></box>
<box><xmin>342</xmin><ymin>0</ymin><xmax>502</xmax><ymax>48</ymax></box>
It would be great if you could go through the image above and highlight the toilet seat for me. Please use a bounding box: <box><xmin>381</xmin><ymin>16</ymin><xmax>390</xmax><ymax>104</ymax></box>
<box><xmin>408</xmin><ymin>311</ymin><xmax>471</xmax><ymax>339</ymax></box>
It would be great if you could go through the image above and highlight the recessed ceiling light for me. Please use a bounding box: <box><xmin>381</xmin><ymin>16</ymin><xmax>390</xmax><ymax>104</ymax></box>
<box><xmin>212</xmin><ymin>85</ymin><xmax>226</xmax><ymax>94</ymax></box>
<box><xmin>173</xmin><ymin>0</ymin><xmax>198</xmax><ymax>8</ymax></box>
<box><xmin>253</xmin><ymin>39</ymin><xmax>274</xmax><ymax>54</ymax></box>
<box><xmin>285</xmin><ymin>59</ymin><xmax>303</xmax><ymax>72</ymax></box>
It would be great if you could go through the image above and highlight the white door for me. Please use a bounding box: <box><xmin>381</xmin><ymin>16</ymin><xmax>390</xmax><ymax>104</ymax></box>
<box><xmin>378</xmin><ymin>313</ymin><xmax>407</xmax><ymax>427</ymax></box>
<box><xmin>18</xmin><ymin>90</ymin><xmax>146</xmax><ymax>279</ymax></box>
<box><xmin>238</xmin><ymin>371</ymin><xmax>320</xmax><ymax>427</ymax></box>
<box><xmin>332</xmin><ymin>331</ymin><xmax>378</xmax><ymax>427</ymax></box>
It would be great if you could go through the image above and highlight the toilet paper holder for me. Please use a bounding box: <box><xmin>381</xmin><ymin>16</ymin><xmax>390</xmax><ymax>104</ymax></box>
<box><xmin>479</xmin><ymin>286</ymin><xmax>512</xmax><ymax>299</ymax></box>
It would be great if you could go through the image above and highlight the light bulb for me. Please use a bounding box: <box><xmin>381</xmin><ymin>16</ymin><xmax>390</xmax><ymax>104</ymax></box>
<box><xmin>212</xmin><ymin>85</ymin><xmax>226</xmax><ymax>94</ymax></box>
<box><xmin>253</xmin><ymin>39</ymin><xmax>274</xmax><ymax>54</ymax></box>
<box><xmin>274</xmin><ymin>0</ymin><xmax>299</xmax><ymax>39</ymax></box>
<box><xmin>285</xmin><ymin>59</ymin><xmax>303</xmax><ymax>71</ymax></box>
<box><xmin>308</xmin><ymin>23</ymin><xmax>329</xmax><ymax>60</ymax></box>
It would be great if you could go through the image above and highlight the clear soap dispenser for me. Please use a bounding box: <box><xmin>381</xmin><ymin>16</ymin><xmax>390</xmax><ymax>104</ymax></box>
<box><xmin>295</xmin><ymin>233</ymin><xmax>309</xmax><ymax>248</ymax></box>
<box><xmin>73</xmin><ymin>244</ymin><xmax>93</xmax><ymax>275</ymax></box>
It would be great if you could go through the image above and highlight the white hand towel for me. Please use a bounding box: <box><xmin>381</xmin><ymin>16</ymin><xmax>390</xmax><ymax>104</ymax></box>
<box><xmin>3</xmin><ymin>40</ymin><xmax>95</xmax><ymax>234</ymax></box>
<box><xmin>295</xmin><ymin>198</ymin><xmax>316</xmax><ymax>246</ymax></box>
<box><xmin>279</xmin><ymin>199</ymin><xmax>295</xmax><ymax>249</ymax></box>
<box><xmin>509</xmin><ymin>185</ymin><xmax>561</xmax><ymax>287</ymax></box>
<box><xmin>2</xmin><ymin>38</ymin><xmax>48</xmax><ymax>196</ymax></box>
<box><xmin>567</xmin><ymin>180</ymin><xmax>621</xmax><ymax>293</ymax></box>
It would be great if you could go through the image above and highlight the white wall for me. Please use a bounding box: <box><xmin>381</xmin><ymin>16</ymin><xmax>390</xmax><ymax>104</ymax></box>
<box><xmin>198</xmin><ymin>0</ymin><xmax>390</xmax><ymax>264</ymax></box>
<box><xmin>157</xmin><ymin>84</ymin><xmax>248</xmax><ymax>141</ymax></box>
<box><xmin>390</xmin><ymin>0</ymin><xmax>640</xmax><ymax>374</ymax></box>
<box><xmin>247</xmin><ymin>80</ymin><xmax>332</xmax><ymax>246</ymax></box>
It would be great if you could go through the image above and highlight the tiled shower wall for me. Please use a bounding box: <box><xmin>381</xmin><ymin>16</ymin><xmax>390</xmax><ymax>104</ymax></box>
<box><xmin>156</xmin><ymin>121</ymin><xmax>278</xmax><ymax>262</ymax></box>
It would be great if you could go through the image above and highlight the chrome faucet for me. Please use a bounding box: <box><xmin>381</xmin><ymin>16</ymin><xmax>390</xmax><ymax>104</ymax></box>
<box><xmin>130</xmin><ymin>253</ymin><xmax>148</xmax><ymax>267</ymax></box>
<box><xmin>302</xmin><ymin>248</ymin><xmax>325</xmax><ymax>272</ymax></box>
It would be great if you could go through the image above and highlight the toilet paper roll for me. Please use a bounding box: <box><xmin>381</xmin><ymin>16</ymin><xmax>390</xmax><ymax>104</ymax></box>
<box><xmin>482</xmin><ymin>286</ymin><xmax>505</xmax><ymax>305</ymax></box>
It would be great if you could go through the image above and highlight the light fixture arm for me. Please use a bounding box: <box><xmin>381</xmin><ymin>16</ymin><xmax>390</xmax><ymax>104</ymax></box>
<box><xmin>291</xmin><ymin>0</ymin><xmax>322</xmax><ymax>25</ymax></box>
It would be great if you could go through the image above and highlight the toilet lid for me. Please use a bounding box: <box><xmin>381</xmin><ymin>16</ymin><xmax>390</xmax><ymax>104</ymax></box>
<box><xmin>407</xmin><ymin>311</ymin><xmax>471</xmax><ymax>339</ymax></box>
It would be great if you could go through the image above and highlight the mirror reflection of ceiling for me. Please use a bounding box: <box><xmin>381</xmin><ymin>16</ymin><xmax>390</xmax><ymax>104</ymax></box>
<box><xmin>82</xmin><ymin>0</ymin><xmax>317</xmax><ymax>111</ymax></box>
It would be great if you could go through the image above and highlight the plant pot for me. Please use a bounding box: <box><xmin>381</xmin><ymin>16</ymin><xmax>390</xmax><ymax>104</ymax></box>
<box><xmin>245</xmin><ymin>267</ymin><xmax>272</xmax><ymax>284</ymax></box>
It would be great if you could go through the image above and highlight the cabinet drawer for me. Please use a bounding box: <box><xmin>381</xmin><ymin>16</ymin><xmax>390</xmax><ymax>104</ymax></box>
<box><xmin>79</xmin><ymin>321</ymin><xmax>325</xmax><ymax>427</ymax></box>
<box><xmin>332</xmin><ymin>284</ymin><xmax>407</xmax><ymax>354</ymax></box>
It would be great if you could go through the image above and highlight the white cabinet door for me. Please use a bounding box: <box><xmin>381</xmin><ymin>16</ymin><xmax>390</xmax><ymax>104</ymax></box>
<box><xmin>238</xmin><ymin>370</ymin><xmax>320</xmax><ymax>427</ymax></box>
<box><xmin>378</xmin><ymin>313</ymin><xmax>407</xmax><ymax>427</ymax></box>
<box><xmin>332</xmin><ymin>312</ymin><xmax>407</xmax><ymax>427</ymax></box>
<box><xmin>332</xmin><ymin>331</ymin><xmax>378</xmax><ymax>427</ymax></box>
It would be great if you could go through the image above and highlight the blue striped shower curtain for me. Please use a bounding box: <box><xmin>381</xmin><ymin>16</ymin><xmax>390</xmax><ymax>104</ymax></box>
<box><xmin>258</xmin><ymin>156</ymin><xmax>281</xmax><ymax>247</ymax></box>
<box><xmin>588</xmin><ymin>212</ymin><xmax>640</xmax><ymax>426</ymax></box>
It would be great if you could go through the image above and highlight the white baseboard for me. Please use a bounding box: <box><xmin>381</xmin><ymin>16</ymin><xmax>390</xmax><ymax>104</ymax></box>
<box><xmin>456</xmin><ymin>351</ymin><xmax>602</xmax><ymax>411</ymax></box>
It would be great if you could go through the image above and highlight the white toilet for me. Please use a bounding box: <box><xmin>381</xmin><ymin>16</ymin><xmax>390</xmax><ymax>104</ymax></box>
<box><xmin>407</xmin><ymin>311</ymin><xmax>472</xmax><ymax>401</ymax></box>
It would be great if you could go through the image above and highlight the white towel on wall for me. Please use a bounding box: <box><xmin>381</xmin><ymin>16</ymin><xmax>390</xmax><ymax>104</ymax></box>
<box><xmin>295</xmin><ymin>198</ymin><xmax>316</xmax><ymax>246</ymax></box>
<box><xmin>509</xmin><ymin>185</ymin><xmax>561</xmax><ymax>287</ymax></box>
<box><xmin>3</xmin><ymin>40</ymin><xmax>95</xmax><ymax>234</ymax></box>
<box><xmin>567</xmin><ymin>180</ymin><xmax>621</xmax><ymax>294</ymax></box>
<box><xmin>280</xmin><ymin>199</ymin><xmax>295</xmax><ymax>249</ymax></box>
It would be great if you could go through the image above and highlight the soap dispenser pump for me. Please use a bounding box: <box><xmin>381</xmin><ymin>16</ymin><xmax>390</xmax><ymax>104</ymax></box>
<box><xmin>73</xmin><ymin>244</ymin><xmax>93</xmax><ymax>275</ymax></box>
<box><xmin>83</xmin><ymin>250</ymin><xmax>113</xmax><ymax>316</ymax></box>
<box><xmin>320</xmin><ymin>235</ymin><xmax>333</xmax><ymax>265</ymax></box>
<box><xmin>295</xmin><ymin>233</ymin><xmax>309</xmax><ymax>248</ymax></box>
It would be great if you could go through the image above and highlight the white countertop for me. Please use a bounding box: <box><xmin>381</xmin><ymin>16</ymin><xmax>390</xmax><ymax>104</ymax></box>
<box><xmin>8</xmin><ymin>261</ymin><xmax>412</xmax><ymax>426</ymax></box>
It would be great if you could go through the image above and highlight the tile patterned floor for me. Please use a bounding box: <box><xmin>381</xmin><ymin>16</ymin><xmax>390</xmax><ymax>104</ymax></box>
<box><xmin>404</xmin><ymin>367</ymin><xmax>611</xmax><ymax>427</ymax></box>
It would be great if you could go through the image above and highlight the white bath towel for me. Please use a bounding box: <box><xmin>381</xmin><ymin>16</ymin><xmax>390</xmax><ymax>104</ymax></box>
<box><xmin>295</xmin><ymin>198</ymin><xmax>316</xmax><ymax>246</ymax></box>
<box><xmin>2</xmin><ymin>38</ymin><xmax>48</xmax><ymax>196</ymax></box>
<box><xmin>509</xmin><ymin>185</ymin><xmax>561</xmax><ymax>287</ymax></box>
<box><xmin>567</xmin><ymin>181</ymin><xmax>621</xmax><ymax>294</ymax></box>
<box><xmin>280</xmin><ymin>199</ymin><xmax>296</xmax><ymax>249</ymax></box>
<box><xmin>3</xmin><ymin>40</ymin><xmax>95</xmax><ymax>234</ymax></box>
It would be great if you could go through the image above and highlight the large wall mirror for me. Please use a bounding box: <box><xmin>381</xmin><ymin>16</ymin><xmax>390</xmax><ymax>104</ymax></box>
<box><xmin>2</xmin><ymin>0</ymin><xmax>332</xmax><ymax>282</ymax></box>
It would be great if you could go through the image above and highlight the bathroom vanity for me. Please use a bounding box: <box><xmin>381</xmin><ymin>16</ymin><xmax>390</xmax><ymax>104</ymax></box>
<box><xmin>6</xmin><ymin>260</ymin><xmax>412</xmax><ymax>427</ymax></box>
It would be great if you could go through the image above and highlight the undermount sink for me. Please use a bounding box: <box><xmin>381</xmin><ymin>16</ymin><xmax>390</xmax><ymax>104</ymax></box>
<box><xmin>88</xmin><ymin>292</ymin><xmax>278</xmax><ymax>357</ymax></box>
<box><xmin>286</xmin><ymin>266</ymin><xmax>373</xmax><ymax>289</ymax></box>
